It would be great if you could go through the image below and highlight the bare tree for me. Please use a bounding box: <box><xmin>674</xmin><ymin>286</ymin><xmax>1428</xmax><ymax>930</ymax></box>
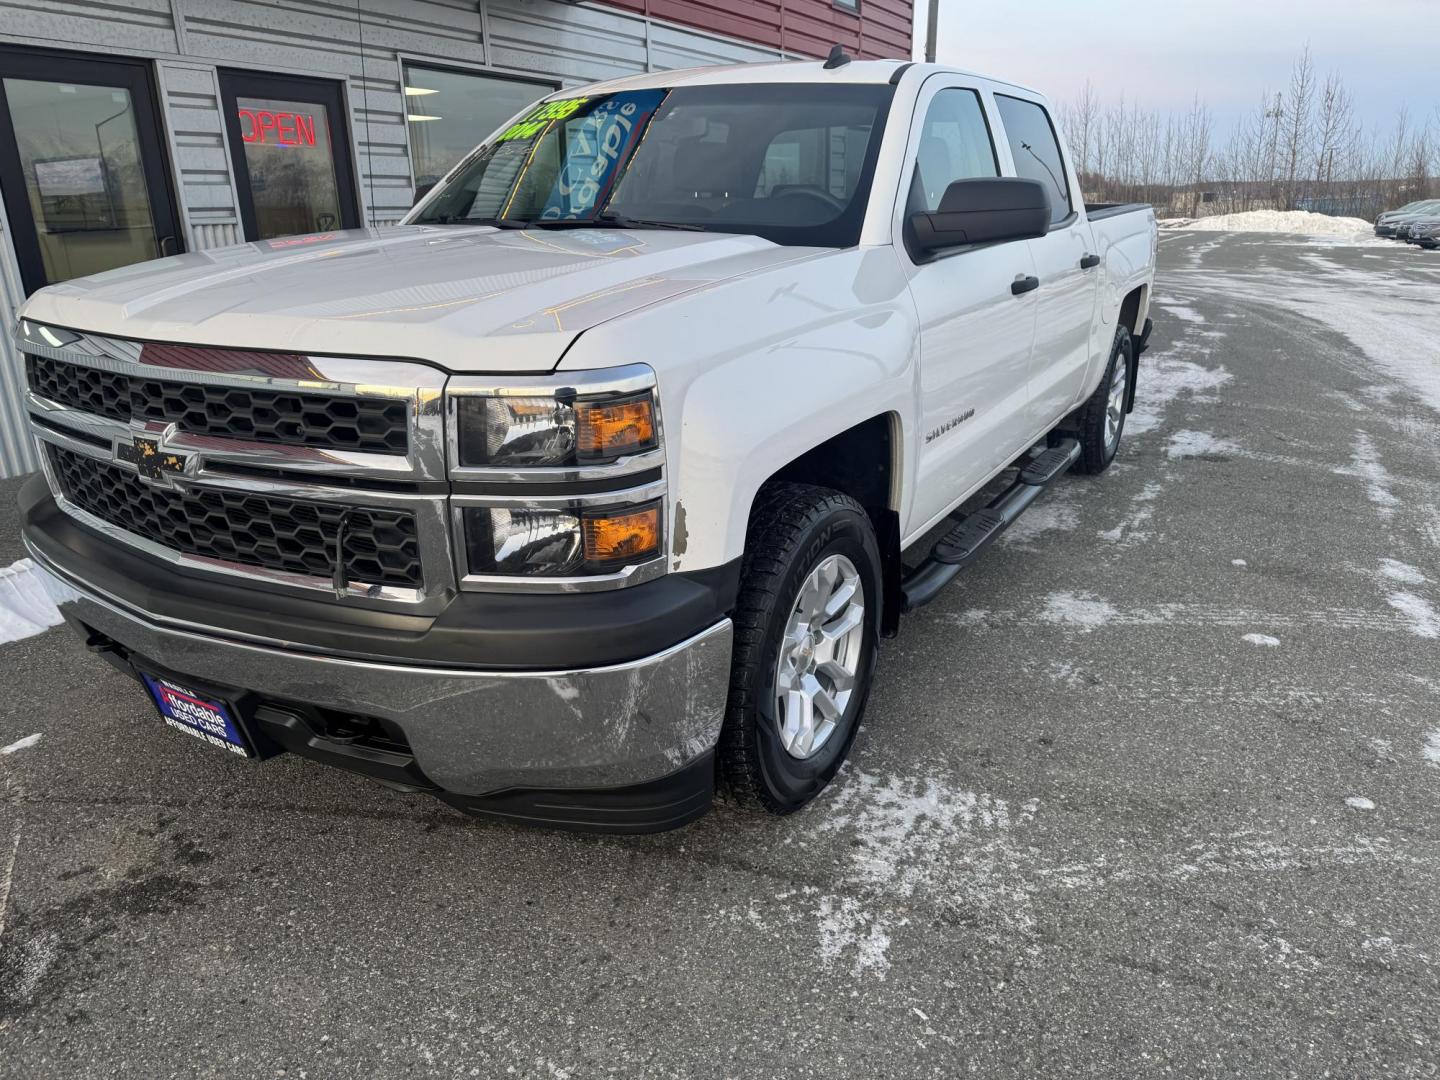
<box><xmin>1279</xmin><ymin>45</ymin><xmax>1316</xmax><ymax>207</ymax></box>
<box><xmin>1053</xmin><ymin>44</ymin><xmax>1428</xmax><ymax>220</ymax></box>
<box><xmin>1063</xmin><ymin>80</ymin><xmax>1101</xmax><ymax>188</ymax></box>
<box><xmin>1179</xmin><ymin>96</ymin><xmax>1212</xmax><ymax>217</ymax></box>
<box><xmin>1312</xmin><ymin>71</ymin><xmax>1354</xmax><ymax>187</ymax></box>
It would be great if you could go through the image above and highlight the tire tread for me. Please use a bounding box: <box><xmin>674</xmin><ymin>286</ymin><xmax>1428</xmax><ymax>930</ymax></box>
<box><xmin>719</xmin><ymin>482</ymin><xmax>872</xmax><ymax>814</ymax></box>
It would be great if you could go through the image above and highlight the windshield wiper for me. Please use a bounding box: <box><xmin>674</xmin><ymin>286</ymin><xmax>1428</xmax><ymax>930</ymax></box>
<box><xmin>523</xmin><ymin>212</ymin><xmax>707</xmax><ymax>232</ymax></box>
<box><xmin>428</xmin><ymin>215</ymin><xmax>529</xmax><ymax>228</ymax></box>
<box><xmin>596</xmin><ymin>212</ymin><xmax>707</xmax><ymax>232</ymax></box>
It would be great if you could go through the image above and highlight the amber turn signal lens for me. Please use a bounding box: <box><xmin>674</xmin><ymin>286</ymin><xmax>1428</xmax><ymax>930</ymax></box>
<box><xmin>575</xmin><ymin>395</ymin><xmax>656</xmax><ymax>460</ymax></box>
<box><xmin>582</xmin><ymin>502</ymin><xmax>662</xmax><ymax>566</ymax></box>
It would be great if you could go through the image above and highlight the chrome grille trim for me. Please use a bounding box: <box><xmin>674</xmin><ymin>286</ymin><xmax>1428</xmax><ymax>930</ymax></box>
<box><xmin>20</xmin><ymin>325</ymin><xmax>455</xmax><ymax>610</ymax></box>
<box><xmin>19</xmin><ymin>327</ymin><xmax>448</xmax><ymax>482</ymax></box>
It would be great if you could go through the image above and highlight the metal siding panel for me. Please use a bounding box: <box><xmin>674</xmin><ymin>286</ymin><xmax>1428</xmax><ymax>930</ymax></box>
<box><xmin>157</xmin><ymin>62</ymin><xmax>244</xmax><ymax>242</ymax></box>
<box><xmin>590</xmin><ymin>0</ymin><xmax>911</xmax><ymax>59</ymax></box>
<box><xmin>0</xmin><ymin>195</ymin><xmax>37</xmax><ymax>478</ymax></box>
<box><xmin>0</xmin><ymin>0</ymin><xmax>177</xmax><ymax>53</ymax></box>
<box><xmin>646</xmin><ymin>0</ymin><xmax>783</xmax><ymax>49</ymax></box>
<box><xmin>486</xmin><ymin>1</ymin><xmax>648</xmax><ymax>83</ymax></box>
<box><xmin>192</xmin><ymin>222</ymin><xmax>243</xmax><ymax>248</ymax></box>
<box><xmin>648</xmin><ymin>23</ymin><xmax>782</xmax><ymax>70</ymax></box>
<box><xmin>181</xmin><ymin>0</ymin><xmax>365</xmax><ymax>75</ymax></box>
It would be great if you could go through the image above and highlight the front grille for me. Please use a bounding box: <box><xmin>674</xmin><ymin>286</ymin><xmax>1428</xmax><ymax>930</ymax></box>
<box><xmin>25</xmin><ymin>354</ymin><xmax>130</xmax><ymax>422</ymax></box>
<box><xmin>49</xmin><ymin>444</ymin><xmax>422</xmax><ymax>589</ymax></box>
<box><xmin>26</xmin><ymin>354</ymin><xmax>410</xmax><ymax>454</ymax></box>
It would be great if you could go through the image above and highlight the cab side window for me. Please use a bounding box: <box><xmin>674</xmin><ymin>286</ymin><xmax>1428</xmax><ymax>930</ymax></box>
<box><xmin>994</xmin><ymin>94</ymin><xmax>1072</xmax><ymax>225</ymax></box>
<box><xmin>909</xmin><ymin>88</ymin><xmax>999</xmax><ymax>214</ymax></box>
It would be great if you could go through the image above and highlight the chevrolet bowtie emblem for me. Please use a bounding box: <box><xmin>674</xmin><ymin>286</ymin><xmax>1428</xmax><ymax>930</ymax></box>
<box><xmin>117</xmin><ymin>436</ymin><xmax>188</xmax><ymax>482</ymax></box>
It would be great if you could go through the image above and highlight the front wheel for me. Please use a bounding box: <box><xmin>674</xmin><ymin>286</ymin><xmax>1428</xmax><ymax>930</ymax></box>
<box><xmin>1072</xmin><ymin>325</ymin><xmax>1133</xmax><ymax>474</ymax></box>
<box><xmin>720</xmin><ymin>482</ymin><xmax>881</xmax><ymax>815</ymax></box>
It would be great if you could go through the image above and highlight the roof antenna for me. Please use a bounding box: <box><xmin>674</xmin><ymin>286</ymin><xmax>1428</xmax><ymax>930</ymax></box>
<box><xmin>823</xmin><ymin>44</ymin><xmax>852</xmax><ymax>69</ymax></box>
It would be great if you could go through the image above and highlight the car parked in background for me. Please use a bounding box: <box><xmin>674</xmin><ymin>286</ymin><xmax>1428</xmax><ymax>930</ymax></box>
<box><xmin>1399</xmin><ymin>213</ymin><xmax>1440</xmax><ymax>243</ymax></box>
<box><xmin>1412</xmin><ymin>219</ymin><xmax>1440</xmax><ymax>250</ymax></box>
<box><xmin>1375</xmin><ymin>199</ymin><xmax>1440</xmax><ymax>237</ymax></box>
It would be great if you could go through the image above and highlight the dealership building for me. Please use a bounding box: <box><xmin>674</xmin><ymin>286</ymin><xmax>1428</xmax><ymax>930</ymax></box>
<box><xmin>0</xmin><ymin>0</ymin><xmax>913</xmax><ymax>477</ymax></box>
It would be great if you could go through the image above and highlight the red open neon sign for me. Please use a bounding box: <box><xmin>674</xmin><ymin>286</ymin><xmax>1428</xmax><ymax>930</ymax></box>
<box><xmin>238</xmin><ymin>109</ymin><xmax>318</xmax><ymax>147</ymax></box>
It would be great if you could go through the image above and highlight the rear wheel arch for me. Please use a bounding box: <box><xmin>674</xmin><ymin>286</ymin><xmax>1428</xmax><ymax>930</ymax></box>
<box><xmin>1116</xmin><ymin>284</ymin><xmax>1147</xmax><ymax>413</ymax></box>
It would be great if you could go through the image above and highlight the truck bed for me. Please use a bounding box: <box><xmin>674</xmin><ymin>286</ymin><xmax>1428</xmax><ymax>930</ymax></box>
<box><xmin>1085</xmin><ymin>202</ymin><xmax>1152</xmax><ymax>222</ymax></box>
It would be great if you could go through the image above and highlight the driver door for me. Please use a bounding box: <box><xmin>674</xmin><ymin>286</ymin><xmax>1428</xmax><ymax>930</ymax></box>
<box><xmin>897</xmin><ymin>78</ymin><xmax>1039</xmax><ymax>538</ymax></box>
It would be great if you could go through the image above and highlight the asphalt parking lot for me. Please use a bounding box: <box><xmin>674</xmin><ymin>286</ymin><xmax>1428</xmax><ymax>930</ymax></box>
<box><xmin>2</xmin><ymin>233</ymin><xmax>1439</xmax><ymax>1079</ymax></box>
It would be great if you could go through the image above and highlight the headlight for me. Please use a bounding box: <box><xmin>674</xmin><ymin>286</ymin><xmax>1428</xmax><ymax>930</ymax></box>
<box><xmin>462</xmin><ymin>500</ymin><xmax>663</xmax><ymax>577</ymax></box>
<box><xmin>454</xmin><ymin>389</ymin><xmax>657</xmax><ymax>468</ymax></box>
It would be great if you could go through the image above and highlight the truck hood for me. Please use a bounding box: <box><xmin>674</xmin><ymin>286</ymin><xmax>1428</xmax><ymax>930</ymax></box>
<box><xmin>20</xmin><ymin>226</ymin><xmax>818</xmax><ymax>372</ymax></box>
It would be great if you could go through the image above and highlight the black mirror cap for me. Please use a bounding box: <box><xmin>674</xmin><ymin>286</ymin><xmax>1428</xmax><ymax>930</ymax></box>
<box><xmin>907</xmin><ymin>177</ymin><xmax>1051</xmax><ymax>258</ymax></box>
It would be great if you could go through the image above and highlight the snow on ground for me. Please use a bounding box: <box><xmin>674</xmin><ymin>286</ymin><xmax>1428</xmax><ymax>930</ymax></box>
<box><xmin>1157</xmin><ymin>302</ymin><xmax>1206</xmax><ymax>324</ymax></box>
<box><xmin>0</xmin><ymin>559</ymin><xmax>78</xmax><ymax>646</ymax></box>
<box><xmin>1386</xmin><ymin>592</ymin><xmax>1440</xmax><ymax>639</ymax></box>
<box><xmin>1</xmin><ymin>732</ymin><xmax>41</xmax><ymax>755</ymax></box>
<box><xmin>1179</xmin><ymin>210</ymin><xmax>1372</xmax><ymax>238</ymax></box>
<box><xmin>1242</xmin><ymin>633</ymin><xmax>1280</xmax><ymax>647</ymax></box>
<box><xmin>1177</xmin><ymin>247</ymin><xmax>1440</xmax><ymax>422</ymax></box>
<box><xmin>1342</xmin><ymin>433</ymin><xmax>1400</xmax><ymax>519</ymax></box>
<box><xmin>1166</xmin><ymin>429</ymin><xmax>1238</xmax><ymax>460</ymax></box>
<box><xmin>1126</xmin><ymin>349</ymin><xmax>1232</xmax><ymax>437</ymax></box>
<box><xmin>1379</xmin><ymin>559</ymin><xmax>1426</xmax><ymax>586</ymax></box>
<box><xmin>1039</xmin><ymin>591</ymin><xmax>1118</xmax><ymax>632</ymax></box>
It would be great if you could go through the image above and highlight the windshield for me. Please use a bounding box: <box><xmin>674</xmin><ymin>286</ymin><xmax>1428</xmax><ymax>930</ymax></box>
<box><xmin>410</xmin><ymin>83</ymin><xmax>893</xmax><ymax>247</ymax></box>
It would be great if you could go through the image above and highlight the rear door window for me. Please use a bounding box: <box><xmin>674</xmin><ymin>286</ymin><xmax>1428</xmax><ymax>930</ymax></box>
<box><xmin>994</xmin><ymin>94</ymin><xmax>1072</xmax><ymax>225</ymax></box>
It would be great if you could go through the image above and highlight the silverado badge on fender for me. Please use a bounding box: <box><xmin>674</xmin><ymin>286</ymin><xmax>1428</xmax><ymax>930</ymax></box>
<box><xmin>116</xmin><ymin>435</ymin><xmax>188</xmax><ymax>483</ymax></box>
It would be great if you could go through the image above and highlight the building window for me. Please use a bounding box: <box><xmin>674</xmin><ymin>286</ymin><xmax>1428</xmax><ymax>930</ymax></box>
<box><xmin>218</xmin><ymin>70</ymin><xmax>361</xmax><ymax>241</ymax></box>
<box><xmin>403</xmin><ymin>65</ymin><xmax>557</xmax><ymax>191</ymax></box>
<box><xmin>833</xmin><ymin>0</ymin><xmax>860</xmax><ymax>11</ymax></box>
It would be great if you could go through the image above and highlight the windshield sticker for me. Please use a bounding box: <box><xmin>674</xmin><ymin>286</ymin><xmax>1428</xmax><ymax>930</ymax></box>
<box><xmin>495</xmin><ymin>97</ymin><xmax>591</xmax><ymax>143</ymax></box>
<box><xmin>538</xmin><ymin>90</ymin><xmax>667</xmax><ymax>221</ymax></box>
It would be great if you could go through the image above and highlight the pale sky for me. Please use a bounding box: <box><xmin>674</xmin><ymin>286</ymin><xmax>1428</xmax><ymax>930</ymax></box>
<box><xmin>914</xmin><ymin>0</ymin><xmax>1440</xmax><ymax>137</ymax></box>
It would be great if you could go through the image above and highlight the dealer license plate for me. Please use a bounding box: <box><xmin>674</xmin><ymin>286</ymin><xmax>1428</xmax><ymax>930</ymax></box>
<box><xmin>140</xmin><ymin>672</ymin><xmax>252</xmax><ymax>757</ymax></box>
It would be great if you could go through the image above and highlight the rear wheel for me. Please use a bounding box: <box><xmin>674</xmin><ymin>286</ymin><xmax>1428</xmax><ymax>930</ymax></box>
<box><xmin>720</xmin><ymin>482</ymin><xmax>880</xmax><ymax>814</ymax></box>
<box><xmin>1072</xmin><ymin>325</ymin><xmax>1133</xmax><ymax>474</ymax></box>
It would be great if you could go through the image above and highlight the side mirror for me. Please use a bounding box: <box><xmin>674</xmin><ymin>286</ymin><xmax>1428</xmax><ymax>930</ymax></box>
<box><xmin>908</xmin><ymin>177</ymin><xmax>1051</xmax><ymax>257</ymax></box>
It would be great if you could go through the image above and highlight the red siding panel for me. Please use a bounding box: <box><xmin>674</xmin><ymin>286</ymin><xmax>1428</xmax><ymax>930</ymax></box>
<box><xmin>601</xmin><ymin>0</ymin><xmax>913</xmax><ymax>61</ymax></box>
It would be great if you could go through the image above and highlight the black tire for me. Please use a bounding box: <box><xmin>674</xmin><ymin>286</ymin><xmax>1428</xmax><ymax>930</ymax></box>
<box><xmin>719</xmin><ymin>482</ymin><xmax>881</xmax><ymax>815</ymax></box>
<box><xmin>1072</xmin><ymin>324</ymin><xmax>1133</xmax><ymax>475</ymax></box>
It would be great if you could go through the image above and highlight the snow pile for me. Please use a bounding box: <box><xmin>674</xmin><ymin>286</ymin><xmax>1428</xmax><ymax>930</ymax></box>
<box><xmin>1181</xmin><ymin>210</ymin><xmax>1371</xmax><ymax>238</ymax></box>
<box><xmin>0</xmin><ymin>559</ymin><xmax>78</xmax><ymax>645</ymax></box>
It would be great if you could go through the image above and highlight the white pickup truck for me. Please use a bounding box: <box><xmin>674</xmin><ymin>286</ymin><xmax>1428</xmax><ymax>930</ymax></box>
<box><xmin>17</xmin><ymin>57</ymin><xmax>1156</xmax><ymax>831</ymax></box>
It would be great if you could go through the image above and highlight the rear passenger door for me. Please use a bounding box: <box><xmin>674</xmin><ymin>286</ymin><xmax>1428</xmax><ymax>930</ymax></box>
<box><xmin>899</xmin><ymin>78</ymin><xmax>1039</xmax><ymax>537</ymax></box>
<box><xmin>992</xmin><ymin>93</ymin><xmax>1099</xmax><ymax>432</ymax></box>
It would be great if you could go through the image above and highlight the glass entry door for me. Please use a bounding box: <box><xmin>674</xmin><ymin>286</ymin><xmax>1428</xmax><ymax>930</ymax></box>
<box><xmin>0</xmin><ymin>46</ymin><xmax>184</xmax><ymax>296</ymax></box>
<box><xmin>219</xmin><ymin>70</ymin><xmax>360</xmax><ymax>241</ymax></box>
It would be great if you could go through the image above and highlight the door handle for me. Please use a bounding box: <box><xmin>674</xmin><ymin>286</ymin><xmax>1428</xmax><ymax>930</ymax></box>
<box><xmin>1080</xmin><ymin>253</ymin><xmax>1100</xmax><ymax>269</ymax></box>
<box><xmin>1011</xmin><ymin>275</ymin><xmax>1040</xmax><ymax>296</ymax></box>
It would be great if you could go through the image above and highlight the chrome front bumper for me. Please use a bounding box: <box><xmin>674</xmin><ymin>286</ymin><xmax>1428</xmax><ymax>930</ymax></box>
<box><xmin>38</xmin><ymin>550</ymin><xmax>733</xmax><ymax>797</ymax></box>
